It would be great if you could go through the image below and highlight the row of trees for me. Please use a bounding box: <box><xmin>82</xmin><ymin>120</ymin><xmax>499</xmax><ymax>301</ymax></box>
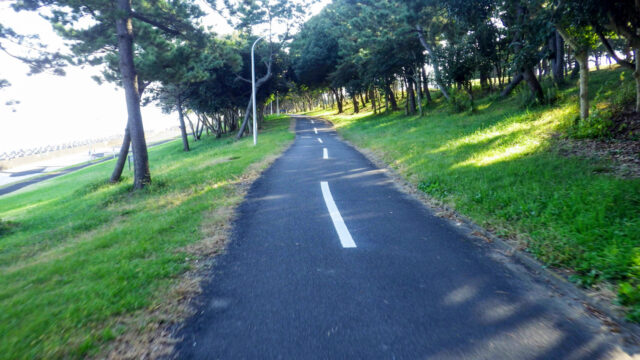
<box><xmin>289</xmin><ymin>0</ymin><xmax>640</xmax><ymax>123</ymax></box>
<box><xmin>4</xmin><ymin>0</ymin><xmax>305</xmax><ymax>189</ymax></box>
<box><xmin>4</xmin><ymin>0</ymin><xmax>639</xmax><ymax>189</ymax></box>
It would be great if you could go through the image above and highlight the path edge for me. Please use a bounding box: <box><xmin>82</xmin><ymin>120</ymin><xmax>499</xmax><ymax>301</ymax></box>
<box><xmin>304</xmin><ymin>115</ymin><xmax>640</xmax><ymax>346</ymax></box>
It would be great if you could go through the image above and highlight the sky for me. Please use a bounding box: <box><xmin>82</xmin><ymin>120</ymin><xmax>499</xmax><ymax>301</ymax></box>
<box><xmin>0</xmin><ymin>1</ymin><xmax>329</xmax><ymax>153</ymax></box>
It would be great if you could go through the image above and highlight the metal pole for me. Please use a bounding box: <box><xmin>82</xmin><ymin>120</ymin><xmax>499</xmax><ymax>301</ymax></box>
<box><xmin>251</xmin><ymin>35</ymin><xmax>266</xmax><ymax>146</ymax></box>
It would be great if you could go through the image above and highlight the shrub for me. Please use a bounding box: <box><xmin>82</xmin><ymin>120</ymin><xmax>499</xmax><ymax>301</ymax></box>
<box><xmin>0</xmin><ymin>218</ymin><xmax>17</xmax><ymax>236</ymax></box>
<box><xmin>447</xmin><ymin>88</ymin><xmax>473</xmax><ymax>113</ymax></box>
<box><xmin>514</xmin><ymin>78</ymin><xmax>558</xmax><ymax>109</ymax></box>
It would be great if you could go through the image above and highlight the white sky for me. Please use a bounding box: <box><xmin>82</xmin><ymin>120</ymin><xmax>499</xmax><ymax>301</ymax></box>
<box><xmin>0</xmin><ymin>1</ymin><xmax>329</xmax><ymax>153</ymax></box>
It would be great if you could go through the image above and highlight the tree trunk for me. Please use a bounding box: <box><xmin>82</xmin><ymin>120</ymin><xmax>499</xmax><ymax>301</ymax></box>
<box><xmin>385</xmin><ymin>82</ymin><xmax>398</xmax><ymax>111</ymax></box>
<box><xmin>570</xmin><ymin>60</ymin><xmax>579</xmax><ymax>79</ymax></box>
<box><xmin>352</xmin><ymin>94</ymin><xmax>359</xmax><ymax>114</ymax></box>
<box><xmin>236</xmin><ymin>96</ymin><xmax>253</xmax><ymax>139</ymax></box>
<box><xmin>110</xmin><ymin>126</ymin><xmax>130</xmax><ymax>183</ymax></box>
<box><xmin>331</xmin><ymin>87</ymin><xmax>343</xmax><ymax>113</ymax></box>
<box><xmin>635</xmin><ymin>48</ymin><xmax>640</xmax><ymax>112</ymax></box>
<box><xmin>551</xmin><ymin>31</ymin><xmax>565</xmax><ymax>84</ymax></box>
<box><xmin>500</xmin><ymin>73</ymin><xmax>524</xmax><ymax>97</ymax></box>
<box><xmin>407</xmin><ymin>76</ymin><xmax>416</xmax><ymax>115</ymax></box>
<box><xmin>575</xmin><ymin>52</ymin><xmax>590</xmax><ymax>120</ymax></box>
<box><xmin>236</xmin><ymin>59</ymin><xmax>272</xmax><ymax>139</ymax></box>
<box><xmin>177</xmin><ymin>98</ymin><xmax>190</xmax><ymax>152</ymax></box>
<box><xmin>370</xmin><ymin>88</ymin><xmax>377</xmax><ymax>114</ymax></box>
<box><xmin>415</xmin><ymin>24</ymin><xmax>450</xmax><ymax>100</ymax></box>
<box><xmin>185</xmin><ymin>114</ymin><xmax>197</xmax><ymax>141</ymax></box>
<box><xmin>523</xmin><ymin>68</ymin><xmax>545</xmax><ymax>103</ymax></box>
<box><xmin>423</xmin><ymin>68</ymin><xmax>432</xmax><ymax>103</ymax></box>
<box><xmin>115</xmin><ymin>0</ymin><xmax>150</xmax><ymax>189</ymax></box>
<box><xmin>414</xmin><ymin>70</ymin><xmax>423</xmax><ymax>116</ymax></box>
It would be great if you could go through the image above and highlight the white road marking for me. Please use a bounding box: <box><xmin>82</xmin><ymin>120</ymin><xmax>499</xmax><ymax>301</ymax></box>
<box><xmin>320</xmin><ymin>182</ymin><xmax>356</xmax><ymax>248</ymax></box>
<box><xmin>323</xmin><ymin>148</ymin><xmax>328</xmax><ymax>159</ymax></box>
<box><xmin>317</xmin><ymin>138</ymin><xmax>323</xmax><ymax>144</ymax></box>
<box><xmin>314</xmin><ymin>127</ymin><xmax>318</xmax><ymax>134</ymax></box>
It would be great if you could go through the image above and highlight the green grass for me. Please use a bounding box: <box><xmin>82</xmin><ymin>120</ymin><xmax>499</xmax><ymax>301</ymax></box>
<box><xmin>306</xmin><ymin>68</ymin><xmax>640</xmax><ymax>320</ymax></box>
<box><xmin>0</xmin><ymin>115</ymin><xmax>293</xmax><ymax>359</ymax></box>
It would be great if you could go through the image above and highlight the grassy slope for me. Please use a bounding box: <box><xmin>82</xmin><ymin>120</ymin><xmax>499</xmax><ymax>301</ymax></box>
<box><xmin>0</xmin><ymin>115</ymin><xmax>293</xmax><ymax>359</ymax></box>
<box><xmin>306</xmin><ymin>68</ymin><xmax>640</xmax><ymax>319</ymax></box>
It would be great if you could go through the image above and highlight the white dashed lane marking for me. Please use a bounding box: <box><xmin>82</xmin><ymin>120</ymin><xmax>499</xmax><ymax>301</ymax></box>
<box><xmin>320</xmin><ymin>181</ymin><xmax>356</xmax><ymax>248</ymax></box>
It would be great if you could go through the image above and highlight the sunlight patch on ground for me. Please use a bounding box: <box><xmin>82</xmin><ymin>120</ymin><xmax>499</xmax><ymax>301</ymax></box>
<box><xmin>448</xmin><ymin>106</ymin><xmax>573</xmax><ymax>168</ymax></box>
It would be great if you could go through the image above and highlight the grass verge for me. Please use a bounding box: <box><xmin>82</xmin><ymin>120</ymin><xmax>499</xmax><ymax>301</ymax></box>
<box><xmin>0</xmin><ymin>115</ymin><xmax>293</xmax><ymax>359</ymax></box>
<box><xmin>305</xmin><ymin>68</ymin><xmax>640</xmax><ymax>320</ymax></box>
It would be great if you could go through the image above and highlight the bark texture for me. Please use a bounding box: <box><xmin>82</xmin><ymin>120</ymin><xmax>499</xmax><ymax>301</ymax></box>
<box><xmin>177</xmin><ymin>98</ymin><xmax>190</xmax><ymax>151</ymax></box>
<box><xmin>110</xmin><ymin>126</ymin><xmax>130</xmax><ymax>183</ymax></box>
<box><xmin>500</xmin><ymin>73</ymin><xmax>524</xmax><ymax>97</ymax></box>
<box><xmin>576</xmin><ymin>52</ymin><xmax>589</xmax><ymax>120</ymax></box>
<box><xmin>115</xmin><ymin>0</ymin><xmax>151</xmax><ymax>189</ymax></box>
<box><xmin>635</xmin><ymin>48</ymin><xmax>640</xmax><ymax>112</ymax></box>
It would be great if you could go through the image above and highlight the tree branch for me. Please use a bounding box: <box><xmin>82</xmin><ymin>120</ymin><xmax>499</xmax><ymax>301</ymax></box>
<box><xmin>131</xmin><ymin>12</ymin><xmax>181</xmax><ymax>36</ymax></box>
<box><xmin>234</xmin><ymin>73</ymin><xmax>251</xmax><ymax>83</ymax></box>
<box><xmin>596</xmin><ymin>28</ymin><xmax>635</xmax><ymax>70</ymax></box>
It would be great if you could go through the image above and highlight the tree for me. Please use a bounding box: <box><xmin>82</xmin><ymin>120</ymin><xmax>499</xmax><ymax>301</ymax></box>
<box><xmin>552</xmin><ymin>1</ymin><xmax>597</xmax><ymax>120</ymax></box>
<box><xmin>290</xmin><ymin>11</ymin><xmax>342</xmax><ymax>112</ymax></box>
<box><xmin>588</xmin><ymin>1</ymin><xmax>640</xmax><ymax>112</ymax></box>
<box><xmin>499</xmin><ymin>0</ymin><xmax>548</xmax><ymax>103</ymax></box>
<box><xmin>11</xmin><ymin>0</ymin><xmax>203</xmax><ymax>189</ymax></box>
<box><xmin>212</xmin><ymin>0</ymin><xmax>306</xmax><ymax>138</ymax></box>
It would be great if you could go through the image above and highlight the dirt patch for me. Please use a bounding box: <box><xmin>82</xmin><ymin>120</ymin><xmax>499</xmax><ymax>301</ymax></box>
<box><xmin>196</xmin><ymin>156</ymin><xmax>237</xmax><ymax>170</ymax></box>
<box><xmin>610</xmin><ymin>110</ymin><xmax>640</xmax><ymax>140</ymax></box>
<box><xmin>558</xmin><ymin>110</ymin><xmax>640</xmax><ymax>178</ymax></box>
<box><xmin>556</xmin><ymin>137</ymin><xmax>640</xmax><ymax>178</ymax></box>
<box><xmin>98</xmin><ymin>142</ymin><xmax>294</xmax><ymax>360</ymax></box>
<box><xmin>289</xmin><ymin>117</ymin><xmax>297</xmax><ymax>132</ymax></box>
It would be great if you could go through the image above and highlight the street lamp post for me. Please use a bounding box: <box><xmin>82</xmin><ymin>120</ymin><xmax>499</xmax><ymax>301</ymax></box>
<box><xmin>251</xmin><ymin>35</ymin><xmax>266</xmax><ymax>146</ymax></box>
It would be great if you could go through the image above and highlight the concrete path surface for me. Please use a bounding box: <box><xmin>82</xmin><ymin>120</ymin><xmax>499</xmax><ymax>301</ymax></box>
<box><xmin>176</xmin><ymin>116</ymin><xmax>635</xmax><ymax>359</ymax></box>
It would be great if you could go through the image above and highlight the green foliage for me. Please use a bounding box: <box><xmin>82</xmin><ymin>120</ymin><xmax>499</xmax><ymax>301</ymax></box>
<box><xmin>514</xmin><ymin>82</ymin><xmax>537</xmax><ymax>108</ymax></box>
<box><xmin>418</xmin><ymin>178</ymin><xmax>448</xmax><ymax>198</ymax></box>
<box><xmin>570</xmin><ymin>71</ymin><xmax>636</xmax><ymax>139</ymax></box>
<box><xmin>447</xmin><ymin>88</ymin><xmax>473</xmax><ymax>113</ymax></box>
<box><xmin>512</xmin><ymin>78</ymin><xmax>559</xmax><ymax>109</ymax></box>
<box><xmin>0</xmin><ymin>117</ymin><xmax>293</xmax><ymax>358</ymax></box>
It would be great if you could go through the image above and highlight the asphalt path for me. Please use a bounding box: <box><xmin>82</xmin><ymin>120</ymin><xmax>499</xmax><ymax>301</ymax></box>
<box><xmin>0</xmin><ymin>138</ymin><xmax>177</xmax><ymax>197</ymax></box>
<box><xmin>176</xmin><ymin>116</ymin><xmax>626</xmax><ymax>359</ymax></box>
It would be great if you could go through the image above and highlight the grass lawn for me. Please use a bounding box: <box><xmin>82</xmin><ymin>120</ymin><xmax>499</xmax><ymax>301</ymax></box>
<box><xmin>305</xmin><ymin>67</ymin><xmax>640</xmax><ymax>320</ymax></box>
<box><xmin>0</xmin><ymin>115</ymin><xmax>293</xmax><ymax>359</ymax></box>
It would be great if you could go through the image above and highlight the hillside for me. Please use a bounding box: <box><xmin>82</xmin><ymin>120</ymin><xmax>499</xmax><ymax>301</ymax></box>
<box><xmin>0</xmin><ymin>116</ymin><xmax>293</xmax><ymax>358</ymax></box>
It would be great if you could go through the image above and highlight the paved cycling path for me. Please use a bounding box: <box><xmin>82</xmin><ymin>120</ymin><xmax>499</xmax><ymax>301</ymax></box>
<box><xmin>176</xmin><ymin>116</ymin><xmax>628</xmax><ymax>359</ymax></box>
